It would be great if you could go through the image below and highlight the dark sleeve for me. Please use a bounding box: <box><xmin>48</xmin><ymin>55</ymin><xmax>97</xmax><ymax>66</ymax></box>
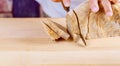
<box><xmin>12</xmin><ymin>0</ymin><xmax>40</xmax><ymax>17</ymax></box>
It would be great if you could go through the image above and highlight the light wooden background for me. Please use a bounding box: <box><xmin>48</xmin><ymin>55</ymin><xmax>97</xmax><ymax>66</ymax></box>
<box><xmin>0</xmin><ymin>18</ymin><xmax>119</xmax><ymax>66</ymax></box>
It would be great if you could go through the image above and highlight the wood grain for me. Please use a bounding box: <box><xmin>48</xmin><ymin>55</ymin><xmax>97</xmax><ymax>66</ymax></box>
<box><xmin>0</xmin><ymin>18</ymin><xmax>119</xmax><ymax>65</ymax></box>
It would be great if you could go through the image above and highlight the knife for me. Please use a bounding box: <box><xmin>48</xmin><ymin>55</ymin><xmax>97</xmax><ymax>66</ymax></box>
<box><xmin>60</xmin><ymin>0</ymin><xmax>70</xmax><ymax>12</ymax></box>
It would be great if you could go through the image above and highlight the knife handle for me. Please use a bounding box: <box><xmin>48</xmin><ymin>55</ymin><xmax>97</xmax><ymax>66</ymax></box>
<box><xmin>60</xmin><ymin>0</ymin><xmax>70</xmax><ymax>12</ymax></box>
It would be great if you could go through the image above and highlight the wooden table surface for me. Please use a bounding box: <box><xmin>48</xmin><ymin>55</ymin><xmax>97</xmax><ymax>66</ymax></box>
<box><xmin>0</xmin><ymin>18</ymin><xmax>120</xmax><ymax>66</ymax></box>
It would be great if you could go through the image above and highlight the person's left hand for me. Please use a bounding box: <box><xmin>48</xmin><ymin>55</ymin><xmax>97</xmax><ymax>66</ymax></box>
<box><xmin>89</xmin><ymin>0</ymin><xmax>119</xmax><ymax>16</ymax></box>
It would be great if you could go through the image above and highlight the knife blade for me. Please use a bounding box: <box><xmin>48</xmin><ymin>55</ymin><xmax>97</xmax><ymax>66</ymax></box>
<box><xmin>73</xmin><ymin>10</ymin><xmax>87</xmax><ymax>46</ymax></box>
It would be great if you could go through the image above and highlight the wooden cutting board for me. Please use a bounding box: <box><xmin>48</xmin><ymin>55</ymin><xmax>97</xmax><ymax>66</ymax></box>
<box><xmin>0</xmin><ymin>18</ymin><xmax>120</xmax><ymax>65</ymax></box>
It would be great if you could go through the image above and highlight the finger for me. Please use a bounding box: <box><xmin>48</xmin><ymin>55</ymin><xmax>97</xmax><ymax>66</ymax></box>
<box><xmin>89</xmin><ymin>0</ymin><xmax>99</xmax><ymax>12</ymax></box>
<box><xmin>62</xmin><ymin>0</ymin><xmax>71</xmax><ymax>7</ymax></box>
<box><xmin>101</xmin><ymin>0</ymin><xmax>113</xmax><ymax>16</ymax></box>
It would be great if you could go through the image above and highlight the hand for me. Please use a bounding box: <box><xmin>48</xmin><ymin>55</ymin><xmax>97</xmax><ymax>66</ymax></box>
<box><xmin>52</xmin><ymin>0</ymin><xmax>71</xmax><ymax>7</ymax></box>
<box><xmin>89</xmin><ymin>0</ymin><xmax>119</xmax><ymax>16</ymax></box>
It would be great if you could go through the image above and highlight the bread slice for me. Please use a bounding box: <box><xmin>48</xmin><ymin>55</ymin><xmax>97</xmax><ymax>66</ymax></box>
<box><xmin>42</xmin><ymin>22</ymin><xmax>60</xmax><ymax>41</ymax></box>
<box><xmin>43</xmin><ymin>19</ymin><xmax>70</xmax><ymax>40</ymax></box>
<box><xmin>66</xmin><ymin>10</ymin><xmax>80</xmax><ymax>41</ymax></box>
<box><xmin>66</xmin><ymin>1</ymin><xmax>89</xmax><ymax>45</ymax></box>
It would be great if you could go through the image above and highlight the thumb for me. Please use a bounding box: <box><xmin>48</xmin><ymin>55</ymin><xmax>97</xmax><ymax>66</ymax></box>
<box><xmin>62</xmin><ymin>0</ymin><xmax>71</xmax><ymax>7</ymax></box>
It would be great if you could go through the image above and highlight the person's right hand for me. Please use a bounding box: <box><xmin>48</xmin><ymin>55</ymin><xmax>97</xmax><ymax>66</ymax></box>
<box><xmin>52</xmin><ymin>0</ymin><xmax>71</xmax><ymax>7</ymax></box>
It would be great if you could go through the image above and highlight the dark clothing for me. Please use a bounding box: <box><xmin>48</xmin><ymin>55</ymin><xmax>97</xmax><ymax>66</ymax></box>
<box><xmin>12</xmin><ymin>0</ymin><xmax>40</xmax><ymax>17</ymax></box>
